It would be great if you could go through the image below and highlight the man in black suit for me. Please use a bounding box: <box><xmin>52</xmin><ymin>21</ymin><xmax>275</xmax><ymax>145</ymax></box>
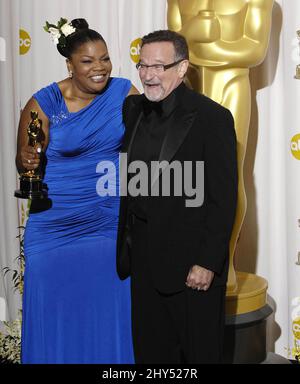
<box><xmin>117</xmin><ymin>30</ymin><xmax>238</xmax><ymax>363</ymax></box>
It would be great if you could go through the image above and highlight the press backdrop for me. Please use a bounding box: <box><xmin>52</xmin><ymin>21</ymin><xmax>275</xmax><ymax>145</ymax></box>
<box><xmin>0</xmin><ymin>0</ymin><xmax>299</xmax><ymax>359</ymax></box>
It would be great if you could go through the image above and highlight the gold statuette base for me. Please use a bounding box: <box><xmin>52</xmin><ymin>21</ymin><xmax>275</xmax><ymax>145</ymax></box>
<box><xmin>15</xmin><ymin>175</ymin><xmax>48</xmax><ymax>200</ymax></box>
<box><xmin>226</xmin><ymin>271</ymin><xmax>268</xmax><ymax>316</ymax></box>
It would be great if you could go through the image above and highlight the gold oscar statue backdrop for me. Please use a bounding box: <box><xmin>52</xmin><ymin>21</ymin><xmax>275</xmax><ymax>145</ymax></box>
<box><xmin>168</xmin><ymin>0</ymin><xmax>274</xmax><ymax>315</ymax></box>
<box><xmin>2</xmin><ymin>0</ymin><xmax>300</xmax><ymax>361</ymax></box>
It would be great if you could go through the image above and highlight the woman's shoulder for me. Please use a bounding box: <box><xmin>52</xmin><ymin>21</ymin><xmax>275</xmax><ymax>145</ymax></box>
<box><xmin>32</xmin><ymin>82</ymin><xmax>63</xmax><ymax>119</ymax></box>
<box><xmin>110</xmin><ymin>77</ymin><xmax>131</xmax><ymax>85</ymax></box>
<box><xmin>107</xmin><ymin>77</ymin><xmax>132</xmax><ymax>99</ymax></box>
<box><xmin>109</xmin><ymin>77</ymin><xmax>131</xmax><ymax>90</ymax></box>
<box><xmin>33</xmin><ymin>82</ymin><xmax>62</xmax><ymax>103</ymax></box>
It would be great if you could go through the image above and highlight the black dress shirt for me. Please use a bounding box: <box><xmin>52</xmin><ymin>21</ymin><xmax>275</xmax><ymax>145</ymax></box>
<box><xmin>129</xmin><ymin>83</ymin><xmax>183</xmax><ymax>219</ymax></box>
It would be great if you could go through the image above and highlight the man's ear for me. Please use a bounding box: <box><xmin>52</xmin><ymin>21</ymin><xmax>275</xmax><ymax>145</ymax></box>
<box><xmin>178</xmin><ymin>60</ymin><xmax>189</xmax><ymax>78</ymax></box>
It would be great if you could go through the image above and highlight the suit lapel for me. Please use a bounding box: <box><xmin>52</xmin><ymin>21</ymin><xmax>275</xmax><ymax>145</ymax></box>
<box><xmin>121</xmin><ymin>96</ymin><xmax>145</xmax><ymax>162</ymax></box>
<box><xmin>151</xmin><ymin>107</ymin><xmax>197</xmax><ymax>188</ymax></box>
<box><xmin>126</xmin><ymin>111</ymin><xmax>143</xmax><ymax>162</ymax></box>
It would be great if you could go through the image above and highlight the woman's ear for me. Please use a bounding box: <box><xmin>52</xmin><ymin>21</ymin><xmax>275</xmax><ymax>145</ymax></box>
<box><xmin>66</xmin><ymin>58</ymin><xmax>71</xmax><ymax>71</ymax></box>
<box><xmin>66</xmin><ymin>59</ymin><xmax>73</xmax><ymax>79</ymax></box>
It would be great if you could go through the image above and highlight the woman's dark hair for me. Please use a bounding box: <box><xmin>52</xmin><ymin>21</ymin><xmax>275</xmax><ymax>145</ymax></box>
<box><xmin>57</xmin><ymin>18</ymin><xmax>106</xmax><ymax>58</ymax></box>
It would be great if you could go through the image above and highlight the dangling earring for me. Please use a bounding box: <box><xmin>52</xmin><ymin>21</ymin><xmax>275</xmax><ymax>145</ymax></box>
<box><xmin>69</xmin><ymin>70</ymin><xmax>73</xmax><ymax>79</ymax></box>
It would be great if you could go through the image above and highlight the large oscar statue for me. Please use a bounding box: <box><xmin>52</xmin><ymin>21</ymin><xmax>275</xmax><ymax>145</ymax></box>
<box><xmin>15</xmin><ymin>110</ymin><xmax>48</xmax><ymax>200</ymax></box>
<box><xmin>168</xmin><ymin>0</ymin><xmax>276</xmax><ymax>363</ymax></box>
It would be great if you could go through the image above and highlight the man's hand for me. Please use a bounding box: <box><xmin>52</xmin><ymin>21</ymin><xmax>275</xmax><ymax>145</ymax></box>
<box><xmin>186</xmin><ymin>265</ymin><xmax>214</xmax><ymax>291</ymax></box>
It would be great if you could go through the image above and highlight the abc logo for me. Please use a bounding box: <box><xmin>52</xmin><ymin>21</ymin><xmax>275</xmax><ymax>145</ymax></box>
<box><xmin>19</xmin><ymin>29</ymin><xmax>31</xmax><ymax>55</ymax></box>
<box><xmin>293</xmin><ymin>316</ymin><xmax>300</xmax><ymax>340</ymax></box>
<box><xmin>130</xmin><ymin>38</ymin><xmax>142</xmax><ymax>64</ymax></box>
<box><xmin>291</xmin><ymin>134</ymin><xmax>300</xmax><ymax>160</ymax></box>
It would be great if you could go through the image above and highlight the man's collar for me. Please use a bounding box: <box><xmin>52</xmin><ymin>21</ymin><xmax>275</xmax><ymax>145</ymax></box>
<box><xmin>142</xmin><ymin>81</ymin><xmax>185</xmax><ymax>117</ymax></box>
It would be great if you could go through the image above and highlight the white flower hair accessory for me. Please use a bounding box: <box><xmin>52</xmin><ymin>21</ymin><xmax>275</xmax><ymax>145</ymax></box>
<box><xmin>44</xmin><ymin>18</ymin><xmax>76</xmax><ymax>47</ymax></box>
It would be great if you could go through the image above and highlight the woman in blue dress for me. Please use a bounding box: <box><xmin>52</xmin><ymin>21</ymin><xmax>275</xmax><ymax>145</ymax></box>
<box><xmin>16</xmin><ymin>18</ymin><xmax>138</xmax><ymax>364</ymax></box>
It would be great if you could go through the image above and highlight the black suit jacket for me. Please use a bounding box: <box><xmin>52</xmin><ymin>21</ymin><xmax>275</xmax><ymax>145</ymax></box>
<box><xmin>117</xmin><ymin>83</ymin><xmax>238</xmax><ymax>294</ymax></box>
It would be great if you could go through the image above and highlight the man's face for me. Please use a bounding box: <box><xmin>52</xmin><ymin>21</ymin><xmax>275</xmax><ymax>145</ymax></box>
<box><xmin>138</xmin><ymin>41</ymin><xmax>186</xmax><ymax>102</ymax></box>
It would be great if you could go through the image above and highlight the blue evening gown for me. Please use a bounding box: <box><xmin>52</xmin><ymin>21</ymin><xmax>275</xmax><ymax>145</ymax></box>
<box><xmin>21</xmin><ymin>78</ymin><xmax>134</xmax><ymax>364</ymax></box>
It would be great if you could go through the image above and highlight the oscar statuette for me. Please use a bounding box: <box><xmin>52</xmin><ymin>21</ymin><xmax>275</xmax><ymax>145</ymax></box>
<box><xmin>15</xmin><ymin>110</ymin><xmax>48</xmax><ymax>199</ymax></box>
